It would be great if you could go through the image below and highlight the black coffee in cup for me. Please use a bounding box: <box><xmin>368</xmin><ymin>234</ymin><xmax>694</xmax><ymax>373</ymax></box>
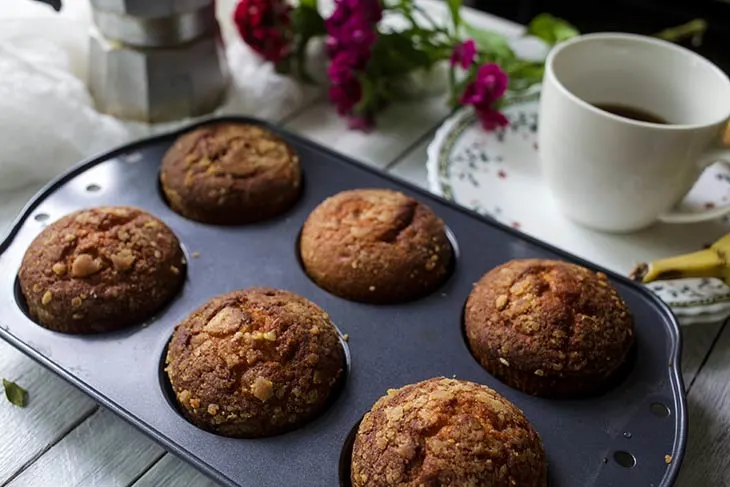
<box><xmin>592</xmin><ymin>103</ymin><xmax>668</xmax><ymax>124</ymax></box>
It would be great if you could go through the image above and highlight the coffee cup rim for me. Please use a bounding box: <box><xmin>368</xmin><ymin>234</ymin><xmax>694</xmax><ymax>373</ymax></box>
<box><xmin>545</xmin><ymin>32</ymin><xmax>730</xmax><ymax>130</ymax></box>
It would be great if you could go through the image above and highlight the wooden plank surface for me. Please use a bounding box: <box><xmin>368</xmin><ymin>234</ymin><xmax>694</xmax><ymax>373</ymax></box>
<box><xmin>133</xmin><ymin>455</ymin><xmax>219</xmax><ymax>487</ymax></box>
<box><xmin>6</xmin><ymin>408</ymin><xmax>164</xmax><ymax>487</ymax></box>
<box><xmin>0</xmin><ymin>341</ymin><xmax>97</xmax><ymax>484</ymax></box>
<box><xmin>676</xmin><ymin>320</ymin><xmax>730</xmax><ymax>487</ymax></box>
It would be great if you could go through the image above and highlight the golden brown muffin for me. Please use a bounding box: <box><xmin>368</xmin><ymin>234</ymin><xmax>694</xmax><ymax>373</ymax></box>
<box><xmin>160</xmin><ymin>123</ymin><xmax>301</xmax><ymax>225</ymax></box>
<box><xmin>465</xmin><ymin>259</ymin><xmax>635</xmax><ymax>398</ymax></box>
<box><xmin>18</xmin><ymin>206</ymin><xmax>185</xmax><ymax>334</ymax></box>
<box><xmin>351</xmin><ymin>377</ymin><xmax>547</xmax><ymax>487</ymax></box>
<box><xmin>299</xmin><ymin>189</ymin><xmax>452</xmax><ymax>304</ymax></box>
<box><xmin>165</xmin><ymin>288</ymin><xmax>345</xmax><ymax>438</ymax></box>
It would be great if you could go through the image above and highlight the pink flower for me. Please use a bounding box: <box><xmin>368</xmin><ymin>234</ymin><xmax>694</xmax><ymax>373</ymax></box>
<box><xmin>460</xmin><ymin>63</ymin><xmax>508</xmax><ymax>106</ymax></box>
<box><xmin>475</xmin><ymin>108</ymin><xmax>509</xmax><ymax>131</ymax></box>
<box><xmin>326</xmin><ymin>0</ymin><xmax>382</xmax><ymax>42</ymax></box>
<box><xmin>459</xmin><ymin>63</ymin><xmax>510</xmax><ymax>131</ymax></box>
<box><xmin>450</xmin><ymin>39</ymin><xmax>477</xmax><ymax>69</ymax></box>
<box><xmin>233</xmin><ymin>0</ymin><xmax>292</xmax><ymax>63</ymax></box>
<box><xmin>325</xmin><ymin>0</ymin><xmax>381</xmax><ymax>129</ymax></box>
<box><xmin>329</xmin><ymin>79</ymin><xmax>362</xmax><ymax>115</ymax></box>
<box><xmin>328</xmin><ymin>50</ymin><xmax>364</xmax><ymax>84</ymax></box>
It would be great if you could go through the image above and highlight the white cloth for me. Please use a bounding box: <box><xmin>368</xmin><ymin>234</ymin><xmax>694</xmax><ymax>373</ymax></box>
<box><xmin>0</xmin><ymin>0</ymin><xmax>309</xmax><ymax>192</ymax></box>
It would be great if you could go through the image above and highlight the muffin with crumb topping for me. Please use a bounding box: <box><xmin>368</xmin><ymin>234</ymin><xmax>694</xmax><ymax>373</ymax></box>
<box><xmin>465</xmin><ymin>259</ymin><xmax>635</xmax><ymax>398</ymax></box>
<box><xmin>18</xmin><ymin>206</ymin><xmax>185</xmax><ymax>334</ymax></box>
<box><xmin>160</xmin><ymin>123</ymin><xmax>301</xmax><ymax>225</ymax></box>
<box><xmin>351</xmin><ymin>377</ymin><xmax>547</xmax><ymax>487</ymax></box>
<box><xmin>165</xmin><ymin>287</ymin><xmax>345</xmax><ymax>438</ymax></box>
<box><xmin>299</xmin><ymin>188</ymin><xmax>452</xmax><ymax>303</ymax></box>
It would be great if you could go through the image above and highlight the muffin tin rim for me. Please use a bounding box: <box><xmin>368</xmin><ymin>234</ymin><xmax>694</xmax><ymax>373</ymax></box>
<box><xmin>0</xmin><ymin>115</ymin><xmax>687</xmax><ymax>487</ymax></box>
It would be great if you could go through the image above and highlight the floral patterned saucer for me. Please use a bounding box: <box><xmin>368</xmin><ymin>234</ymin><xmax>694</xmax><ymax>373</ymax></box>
<box><xmin>427</xmin><ymin>90</ymin><xmax>730</xmax><ymax>326</ymax></box>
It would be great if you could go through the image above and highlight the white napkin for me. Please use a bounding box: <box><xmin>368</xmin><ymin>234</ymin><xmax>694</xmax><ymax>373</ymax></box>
<box><xmin>0</xmin><ymin>2</ymin><xmax>310</xmax><ymax>193</ymax></box>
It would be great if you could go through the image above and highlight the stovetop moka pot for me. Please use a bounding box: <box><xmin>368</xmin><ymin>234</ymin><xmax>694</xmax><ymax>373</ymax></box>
<box><xmin>30</xmin><ymin>0</ymin><xmax>229</xmax><ymax>123</ymax></box>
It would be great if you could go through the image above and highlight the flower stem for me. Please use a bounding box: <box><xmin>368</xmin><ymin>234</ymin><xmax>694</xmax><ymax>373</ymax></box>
<box><xmin>654</xmin><ymin>19</ymin><xmax>708</xmax><ymax>47</ymax></box>
<box><xmin>411</xmin><ymin>4</ymin><xmax>449</xmax><ymax>34</ymax></box>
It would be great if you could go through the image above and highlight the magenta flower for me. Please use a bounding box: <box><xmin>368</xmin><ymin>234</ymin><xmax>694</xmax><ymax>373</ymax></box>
<box><xmin>328</xmin><ymin>50</ymin><xmax>365</xmax><ymax>85</ymax></box>
<box><xmin>326</xmin><ymin>0</ymin><xmax>382</xmax><ymax>42</ymax></box>
<box><xmin>450</xmin><ymin>39</ymin><xmax>477</xmax><ymax>69</ymax></box>
<box><xmin>459</xmin><ymin>63</ymin><xmax>510</xmax><ymax>131</ymax></box>
<box><xmin>460</xmin><ymin>63</ymin><xmax>508</xmax><ymax>106</ymax></box>
<box><xmin>329</xmin><ymin>81</ymin><xmax>362</xmax><ymax>115</ymax></box>
<box><xmin>475</xmin><ymin>108</ymin><xmax>509</xmax><ymax>131</ymax></box>
<box><xmin>325</xmin><ymin>0</ymin><xmax>381</xmax><ymax>129</ymax></box>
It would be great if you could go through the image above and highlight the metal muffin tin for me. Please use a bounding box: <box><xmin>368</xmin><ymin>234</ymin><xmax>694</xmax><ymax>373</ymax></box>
<box><xmin>0</xmin><ymin>116</ymin><xmax>686</xmax><ymax>487</ymax></box>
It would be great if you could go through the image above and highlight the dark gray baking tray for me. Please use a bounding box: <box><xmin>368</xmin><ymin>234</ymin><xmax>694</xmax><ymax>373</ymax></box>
<box><xmin>0</xmin><ymin>116</ymin><xmax>686</xmax><ymax>487</ymax></box>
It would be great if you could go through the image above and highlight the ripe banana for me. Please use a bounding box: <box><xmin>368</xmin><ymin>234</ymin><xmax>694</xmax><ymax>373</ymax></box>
<box><xmin>630</xmin><ymin>233</ymin><xmax>730</xmax><ymax>286</ymax></box>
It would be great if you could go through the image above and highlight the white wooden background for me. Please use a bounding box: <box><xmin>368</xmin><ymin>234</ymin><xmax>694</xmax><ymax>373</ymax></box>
<box><xmin>1</xmin><ymin>1</ymin><xmax>728</xmax><ymax>486</ymax></box>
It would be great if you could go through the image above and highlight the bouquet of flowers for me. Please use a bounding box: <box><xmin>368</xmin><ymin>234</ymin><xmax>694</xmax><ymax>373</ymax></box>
<box><xmin>233</xmin><ymin>0</ymin><xmax>577</xmax><ymax>131</ymax></box>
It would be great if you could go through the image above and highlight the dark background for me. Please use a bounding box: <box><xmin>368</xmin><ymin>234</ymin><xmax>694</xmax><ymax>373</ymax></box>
<box><xmin>468</xmin><ymin>0</ymin><xmax>730</xmax><ymax>73</ymax></box>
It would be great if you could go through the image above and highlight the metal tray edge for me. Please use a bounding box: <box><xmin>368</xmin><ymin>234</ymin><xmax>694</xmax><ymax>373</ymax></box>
<box><xmin>0</xmin><ymin>114</ymin><xmax>687</xmax><ymax>486</ymax></box>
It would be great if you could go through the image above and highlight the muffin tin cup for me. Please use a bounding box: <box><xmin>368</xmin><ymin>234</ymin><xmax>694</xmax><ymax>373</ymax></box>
<box><xmin>0</xmin><ymin>116</ymin><xmax>686</xmax><ymax>487</ymax></box>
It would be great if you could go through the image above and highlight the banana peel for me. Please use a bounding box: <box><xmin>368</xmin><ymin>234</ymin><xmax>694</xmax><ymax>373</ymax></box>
<box><xmin>630</xmin><ymin>233</ymin><xmax>730</xmax><ymax>286</ymax></box>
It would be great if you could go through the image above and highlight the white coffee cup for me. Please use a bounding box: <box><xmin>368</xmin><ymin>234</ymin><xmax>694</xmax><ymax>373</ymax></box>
<box><xmin>538</xmin><ymin>33</ymin><xmax>730</xmax><ymax>233</ymax></box>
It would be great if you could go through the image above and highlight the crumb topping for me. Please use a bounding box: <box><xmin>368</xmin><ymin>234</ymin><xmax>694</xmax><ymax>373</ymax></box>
<box><xmin>160</xmin><ymin>123</ymin><xmax>301</xmax><ymax>225</ymax></box>
<box><xmin>351</xmin><ymin>378</ymin><xmax>547</xmax><ymax>487</ymax></box>
<box><xmin>465</xmin><ymin>259</ymin><xmax>634</xmax><ymax>379</ymax></box>
<box><xmin>165</xmin><ymin>288</ymin><xmax>344</xmax><ymax>438</ymax></box>
<box><xmin>300</xmin><ymin>189</ymin><xmax>452</xmax><ymax>303</ymax></box>
<box><xmin>18</xmin><ymin>206</ymin><xmax>185</xmax><ymax>333</ymax></box>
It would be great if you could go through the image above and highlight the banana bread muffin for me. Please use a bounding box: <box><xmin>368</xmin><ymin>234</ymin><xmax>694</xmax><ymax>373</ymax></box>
<box><xmin>465</xmin><ymin>259</ymin><xmax>635</xmax><ymax>398</ymax></box>
<box><xmin>160</xmin><ymin>123</ymin><xmax>301</xmax><ymax>225</ymax></box>
<box><xmin>18</xmin><ymin>206</ymin><xmax>185</xmax><ymax>334</ymax></box>
<box><xmin>165</xmin><ymin>288</ymin><xmax>345</xmax><ymax>438</ymax></box>
<box><xmin>299</xmin><ymin>189</ymin><xmax>452</xmax><ymax>304</ymax></box>
<box><xmin>351</xmin><ymin>377</ymin><xmax>547</xmax><ymax>487</ymax></box>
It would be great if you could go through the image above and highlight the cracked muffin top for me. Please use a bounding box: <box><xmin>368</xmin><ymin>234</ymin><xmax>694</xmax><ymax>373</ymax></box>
<box><xmin>299</xmin><ymin>189</ymin><xmax>452</xmax><ymax>303</ymax></box>
<box><xmin>351</xmin><ymin>377</ymin><xmax>547</xmax><ymax>487</ymax></box>
<box><xmin>165</xmin><ymin>287</ymin><xmax>345</xmax><ymax>438</ymax></box>
<box><xmin>465</xmin><ymin>259</ymin><xmax>635</xmax><ymax>398</ymax></box>
<box><xmin>18</xmin><ymin>206</ymin><xmax>185</xmax><ymax>334</ymax></box>
<box><xmin>160</xmin><ymin>123</ymin><xmax>301</xmax><ymax>225</ymax></box>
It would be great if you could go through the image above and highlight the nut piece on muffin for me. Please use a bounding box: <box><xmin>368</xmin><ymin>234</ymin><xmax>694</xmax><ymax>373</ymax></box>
<box><xmin>299</xmin><ymin>189</ymin><xmax>452</xmax><ymax>304</ymax></box>
<box><xmin>165</xmin><ymin>287</ymin><xmax>345</xmax><ymax>438</ymax></box>
<box><xmin>18</xmin><ymin>206</ymin><xmax>185</xmax><ymax>334</ymax></box>
<box><xmin>351</xmin><ymin>377</ymin><xmax>547</xmax><ymax>487</ymax></box>
<box><xmin>160</xmin><ymin>123</ymin><xmax>301</xmax><ymax>225</ymax></box>
<box><xmin>465</xmin><ymin>259</ymin><xmax>635</xmax><ymax>398</ymax></box>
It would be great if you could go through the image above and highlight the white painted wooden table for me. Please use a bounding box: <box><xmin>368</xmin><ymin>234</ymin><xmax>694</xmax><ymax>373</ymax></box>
<box><xmin>1</xmin><ymin>2</ymin><xmax>728</xmax><ymax>486</ymax></box>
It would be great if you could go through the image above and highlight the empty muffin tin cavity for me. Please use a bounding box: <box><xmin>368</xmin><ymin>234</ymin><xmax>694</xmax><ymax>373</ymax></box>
<box><xmin>338</xmin><ymin>420</ymin><xmax>360</xmax><ymax>487</ymax></box>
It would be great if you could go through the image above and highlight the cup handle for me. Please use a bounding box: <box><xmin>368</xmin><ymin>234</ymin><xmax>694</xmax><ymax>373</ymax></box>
<box><xmin>658</xmin><ymin>129</ymin><xmax>730</xmax><ymax>224</ymax></box>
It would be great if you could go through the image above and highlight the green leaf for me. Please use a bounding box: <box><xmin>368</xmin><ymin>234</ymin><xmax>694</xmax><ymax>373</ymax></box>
<box><xmin>446</xmin><ymin>0</ymin><xmax>462</xmax><ymax>32</ymax></box>
<box><xmin>3</xmin><ymin>378</ymin><xmax>28</xmax><ymax>408</ymax></box>
<box><xmin>463</xmin><ymin>22</ymin><xmax>515</xmax><ymax>64</ymax></box>
<box><xmin>654</xmin><ymin>19</ymin><xmax>707</xmax><ymax>45</ymax></box>
<box><xmin>506</xmin><ymin>61</ymin><xmax>544</xmax><ymax>82</ymax></box>
<box><xmin>290</xmin><ymin>4</ymin><xmax>326</xmax><ymax>82</ymax></box>
<box><xmin>355</xmin><ymin>75</ymin><xmax>377</xmax><ymax>115</ymax></box>
<box><xmin>369</xmin><ymin>32</ymin><xmax>433</xmax><ymax>77</ymax></box>
<box><xmin>291</xmin><ymin>5</ymin><xmax>326</xmax><ymax>39</ymax></box>
<box><xmin>527</xmin><ymin>13</ymin><xmax>579</xmax><ymax>46</ymax></box>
